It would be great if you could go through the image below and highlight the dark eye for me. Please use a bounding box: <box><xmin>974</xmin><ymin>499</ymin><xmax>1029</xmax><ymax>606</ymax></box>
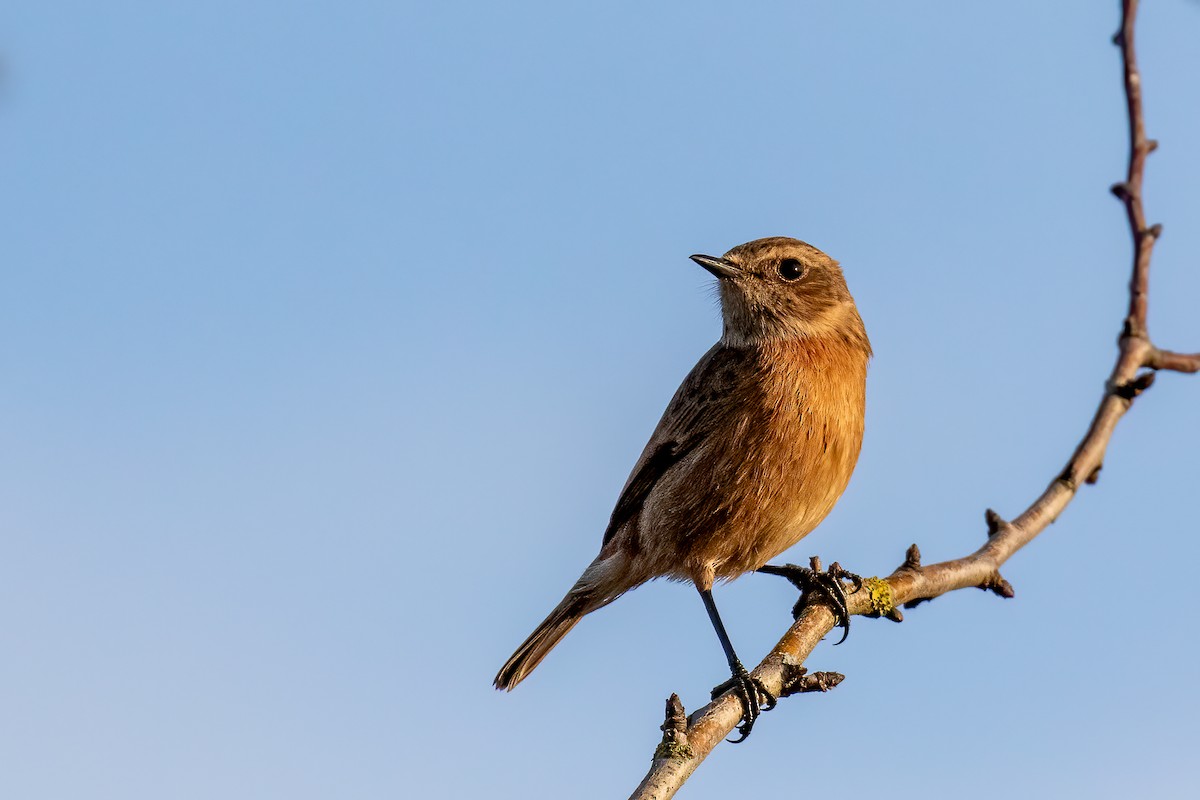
<box><xmin>778</xmin><ymin>258</ymin><xmax>805</xmax><ymax>281</ymax></box>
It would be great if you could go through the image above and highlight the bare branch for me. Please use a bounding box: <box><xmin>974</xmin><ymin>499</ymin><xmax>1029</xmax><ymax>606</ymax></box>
<box><xmin>1149</xmin><ymin>348</ymin><xmax>1200</xmax><ymax>373</ymax></box>
<box><xmin>627</xmin><ymin>3</ymin><xmax>1197</xmax><ymax>797</ymax></box>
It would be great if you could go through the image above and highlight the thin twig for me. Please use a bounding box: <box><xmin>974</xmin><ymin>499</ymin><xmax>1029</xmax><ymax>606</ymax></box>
<box><xmin>628</xmin><ymin>3</ymin><xmax>1196</xmax><ymax>797</ymax></box>
<box><xmin>1149</xmin><ymin>347</ymin><xmax>1200</xmax><ymax>373</ymax></box>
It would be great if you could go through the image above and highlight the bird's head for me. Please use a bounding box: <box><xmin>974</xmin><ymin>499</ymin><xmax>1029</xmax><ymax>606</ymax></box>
<box><xmin>690</xmin><ymin>237</ymin><xmax>870</xmax><ymax>352</ymax></box>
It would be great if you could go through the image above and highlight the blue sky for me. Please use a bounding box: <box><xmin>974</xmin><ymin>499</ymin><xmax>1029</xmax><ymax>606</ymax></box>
<box><xmin>2</xmin><ymin>2</ymin><xmax>1198</xmax><ymax>798</ymax></box>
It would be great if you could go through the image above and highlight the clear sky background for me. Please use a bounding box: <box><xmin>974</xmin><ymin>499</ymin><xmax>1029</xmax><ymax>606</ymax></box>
<box><xmin>2</xmin><ymin>2</ymin><xmax>1198</xmax><ymax>798</ymax></box>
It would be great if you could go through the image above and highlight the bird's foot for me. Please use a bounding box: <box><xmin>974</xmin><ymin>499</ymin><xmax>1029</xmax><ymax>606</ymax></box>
<box><xmin>757</xmin><ymin>558</ymin><xmax>863</xmax><ymax>644</ymax></box>
<box><xmin>710</xmin><ymin>660</ymin><xmax>776</xmax><ymax>743</ymax></box>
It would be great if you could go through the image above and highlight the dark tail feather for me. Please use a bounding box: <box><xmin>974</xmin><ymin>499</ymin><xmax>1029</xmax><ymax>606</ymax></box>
<box><xmin>494</xmin><ymin>593</ymin><xmax>590</xmax><ymax>691</ymax></box>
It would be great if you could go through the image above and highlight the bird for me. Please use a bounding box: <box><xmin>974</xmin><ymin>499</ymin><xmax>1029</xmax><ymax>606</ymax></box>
<box><xmin>494</xmin><ymin>236</ymin><xmax>871</xmax><ymax>739</ymax></box>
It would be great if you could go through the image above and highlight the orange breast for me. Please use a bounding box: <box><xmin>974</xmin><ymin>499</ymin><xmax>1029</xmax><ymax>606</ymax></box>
<box><xmin>642</xmin><ymin>338</ymin><xmax>868</xmax><ymax>583</ymax></box>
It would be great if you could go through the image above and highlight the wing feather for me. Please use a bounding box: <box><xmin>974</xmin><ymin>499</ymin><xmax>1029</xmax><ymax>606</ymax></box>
<box><xmin>601</xmin><ymin>345</ymin><xmax>747</xmax><ymax>545</ymax></box>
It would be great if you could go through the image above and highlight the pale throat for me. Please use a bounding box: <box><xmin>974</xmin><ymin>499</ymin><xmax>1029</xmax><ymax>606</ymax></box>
<box><xmin>718</xmin><ymin>301</ymin><xmax>863</xmax><ymax>349</ymax></box>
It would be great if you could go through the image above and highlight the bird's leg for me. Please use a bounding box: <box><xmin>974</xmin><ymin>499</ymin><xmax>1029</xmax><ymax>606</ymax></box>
<box><xmin>698</xmin><ymin>588</ymin><xmax>776</xmax><ymax>743</ymax></box>
<box><xmin>757</xmin><ymin>558</ymin><xmax>863</xmax><ymax>644</ymax></box>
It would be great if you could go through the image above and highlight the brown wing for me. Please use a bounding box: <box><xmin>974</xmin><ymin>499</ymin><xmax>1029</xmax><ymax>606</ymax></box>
<box><xmin>602</xmin><ymin>345</ymin><xmax>748</xmax><ymax>545</ymax></box>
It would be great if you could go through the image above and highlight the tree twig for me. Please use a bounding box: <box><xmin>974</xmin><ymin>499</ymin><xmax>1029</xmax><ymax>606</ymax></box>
<box><xmin>628</xmin><ymin>2</ymin><xmax>1196</xmax><ymax>797</ymax></box>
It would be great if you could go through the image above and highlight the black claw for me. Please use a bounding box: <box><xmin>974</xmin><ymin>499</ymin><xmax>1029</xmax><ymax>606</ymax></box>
<box><xmin>711</xmin><ymin>661</ymin><xmax>776</xmax><ymax>742</ymax></box>
<box><xmin>758</xmin><ymin>561</ymin><xmax>862</xmax><ymax>644</ymax></box>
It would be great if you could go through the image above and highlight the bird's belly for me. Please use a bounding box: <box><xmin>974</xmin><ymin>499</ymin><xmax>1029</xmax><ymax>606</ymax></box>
<box><xmin>707</xmin><ymin>495</ymin><xmax>830</xmax><ymax>579</ymax></box>
<box><xmin>707</xmin><ymin>445</ymin><xmax>857</xmax><ymax>580</ymax></box>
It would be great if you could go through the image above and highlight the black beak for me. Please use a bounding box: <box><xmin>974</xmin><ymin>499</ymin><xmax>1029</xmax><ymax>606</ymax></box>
<box><xmin>689</xmin><ymin>253</ymin><xmax>741</xmax><ymax>279</ymax></box>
